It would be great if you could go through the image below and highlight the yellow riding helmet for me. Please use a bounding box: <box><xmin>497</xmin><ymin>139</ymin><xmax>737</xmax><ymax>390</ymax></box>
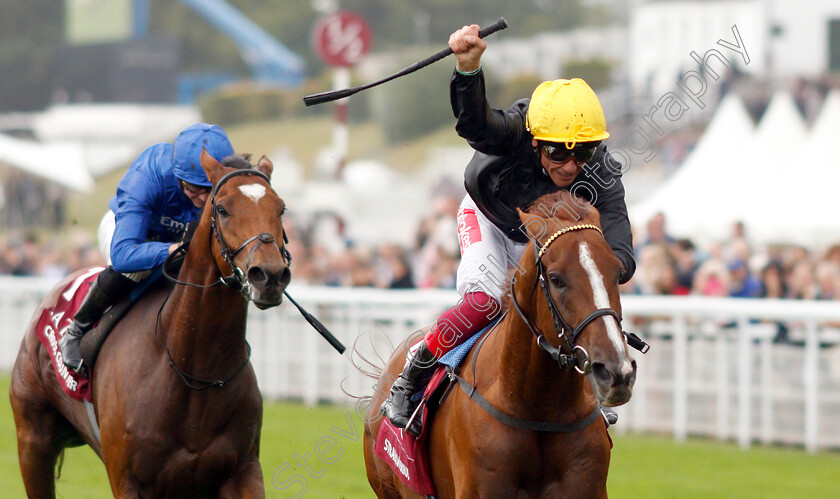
<box><xmin>526</xmin><ymin>78</ymin><xmax>610</xmax><ymax>148</ymax></box>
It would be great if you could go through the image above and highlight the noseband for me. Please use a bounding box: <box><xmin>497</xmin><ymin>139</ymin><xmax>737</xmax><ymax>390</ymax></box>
<box><xmin>164</xmin><ymin>168</ymin><xmax>291</xmax><ymax>300</ymax></box>
<box><xmin>510</xmin><ymin>224</ymin><xmax>622</xmax><ymax>374</ymax></box>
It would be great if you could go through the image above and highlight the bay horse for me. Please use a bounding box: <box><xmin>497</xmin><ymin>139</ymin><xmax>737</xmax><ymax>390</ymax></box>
<box><xmin>364</xmin><ymin>190</ymin><xmax>637</xmax><ymax>498</ymax></box>
<box><xmin>10</xmin><ymin>150</ymin><xmax>291</xmax><ymax>497</ymax></box>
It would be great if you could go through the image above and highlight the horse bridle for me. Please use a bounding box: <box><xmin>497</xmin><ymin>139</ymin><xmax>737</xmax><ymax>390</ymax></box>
<box><xmin>442</xmin><ymin>224</ymin><xmax>648</xmax><ymax>433</ymax></box>
<box><xmin>209</xmin><ymin>169</ymin><xmax>291</xmax><ymax>298</ymax></box>
<box><xmin>164</xmin><ymin>168</ymin><xmax>291</xmax><ymax>301</ymax></box>
<box><xmin>156</xmin><ymin>168</ymin><xmax>292</xmax><ymax>390</ymax></box>
<box><xmin>510</xmin><ymin>224</ymin><xmax>626</xmax><ymax>374</ymax></box>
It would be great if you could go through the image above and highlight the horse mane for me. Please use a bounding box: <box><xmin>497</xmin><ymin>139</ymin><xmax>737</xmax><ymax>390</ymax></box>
<box><xmin>524</xmin><ymin>189</ymin><xmax>597</xmax><ymax>226</ymax></box>
<box><xmin>499</xmin><ymin>190</ymin><xmax>600</xmax><ymax>310</ymax></box>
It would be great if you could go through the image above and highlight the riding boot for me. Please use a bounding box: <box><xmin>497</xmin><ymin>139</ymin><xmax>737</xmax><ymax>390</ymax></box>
<box><xmin>59</xmin><ymin>266</ymin><xmax>135</xmax><ymax>375</ymax></box>
<box><xmin>380</xmin><ymin>341</ymin><xmax>438</xmax><ymax>436</ymax></box>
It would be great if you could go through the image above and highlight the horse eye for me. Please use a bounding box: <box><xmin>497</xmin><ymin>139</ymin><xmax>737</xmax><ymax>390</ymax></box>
<box><xmin>549</xmin><ymin>273</ymin><xmax>565</xmax><ymax>288</ymax></box>
<box><xmin>216</xmin><ymin>205</ymin><xmax>229</xmax><ymax>217</ymax></box>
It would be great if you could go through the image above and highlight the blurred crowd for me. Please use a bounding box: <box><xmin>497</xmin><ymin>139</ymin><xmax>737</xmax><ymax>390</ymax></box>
<box><xmin>0</xmin><ymin>230</ymin><xmax>105</xmax><ymax>279</ymax></box>
<box><xmin>627</xmin><ymin>212</ymin><xmax>840</xmax><ymax>301</ymax></box>
<box><xmin>280</xmin><ymin>193</ymin><xmax>462</xmax><ymax>290</ymax></box>
<box><xmin>3</xmin><ymin>203</ymin><xmax>840</xmax><ymax>304</ymax></box>
<box><xmin>0</xmin><ymin>193</ymin><xmax>464</xmax><ymax>290</ymax></box>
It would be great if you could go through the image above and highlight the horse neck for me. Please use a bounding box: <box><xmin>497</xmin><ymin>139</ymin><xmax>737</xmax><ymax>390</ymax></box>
<box><xmin>490</xmin><ymin>248</ymin><xmax>591</xmax><ymax>419</ymax></box>
<box><xmin>160</xmin><ymin>217</ymin><xmax>250</xmax><ymax>376</ymax></box>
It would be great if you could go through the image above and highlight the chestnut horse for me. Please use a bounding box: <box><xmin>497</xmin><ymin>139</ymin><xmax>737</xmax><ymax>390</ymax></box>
<box><xmin>364</xmin><ymin>191</ymin><xmax>637</xmax><ymax>498</ymax></box>
<box><xmin>10</xmin><ymin>150</ymin><xmax>291</xmax><ymax>497</ymax></box>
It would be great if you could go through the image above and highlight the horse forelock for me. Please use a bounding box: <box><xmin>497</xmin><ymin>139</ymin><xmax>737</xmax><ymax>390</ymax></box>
<box><xmin>525</xmin><ymin>190</ymin><xmax>598</xmax><ymax>227</ymax></box>
<box><xmin>221</xmin><ymin>154</ymin><xmax>254</xmax><ymax>170</ymax></box>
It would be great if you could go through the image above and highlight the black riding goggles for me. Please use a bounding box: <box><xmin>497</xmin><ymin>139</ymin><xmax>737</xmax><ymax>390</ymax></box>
<box><xmin>538</xmin><ymin>141</ymin><xmax>600</xmax><ymax>164</ymax></box>
<box><xmin>180</xmin><ymin>180</ymin><xmax>211</xmax><ymax>195</ymax></box>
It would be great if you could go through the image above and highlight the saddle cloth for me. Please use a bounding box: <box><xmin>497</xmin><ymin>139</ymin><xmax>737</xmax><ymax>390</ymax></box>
<box><xmin>35</xmin><ymin>268</ymin><xmax>103</xmax><ymax>402</ymax></box>
<box><xmin>35</xmin><ymin>265</ymin><xmax>166</xmax><ymax>402</ymax></box>
<box><xmin>373</xmin><ymin>321</ymin><xmax>498</xmax><ymax>497</ymax></box>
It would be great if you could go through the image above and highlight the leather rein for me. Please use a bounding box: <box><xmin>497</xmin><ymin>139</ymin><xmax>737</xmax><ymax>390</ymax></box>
<box><xmin>445</xmin><ymin>316</ymin><xmax>603</xmax><ymax>433</ymax></box>
<box><xmin>511</xmin><ymin>223</ymin><xmax>621</xmax><ymax>374</ymax></box>
<box><xmin>447</xmin><ymin>223</ymin><xmax>647</xmax><ymax>432</ymax></box>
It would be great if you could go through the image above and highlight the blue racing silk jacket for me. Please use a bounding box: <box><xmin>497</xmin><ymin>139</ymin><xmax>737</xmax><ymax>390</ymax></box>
<box><xmin>107</xmin><ymin>143</ymin><xmax>201</xmax><ymax>273</ymax></box>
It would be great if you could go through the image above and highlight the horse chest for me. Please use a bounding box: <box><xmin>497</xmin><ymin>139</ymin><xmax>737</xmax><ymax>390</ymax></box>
<box><xmin>116</xmin><ymin>398</ymin><xmax>260</xmax><ymax>488</ymax></box>
<box><xmin>129</xmin><ymin>432</ymin><xmax>247</xmax><ymax>490</ymax></box>
<box><xmin>449</xmin><ymin>429</ymin><xmax>609</xmax><ymax>497</ymax></box>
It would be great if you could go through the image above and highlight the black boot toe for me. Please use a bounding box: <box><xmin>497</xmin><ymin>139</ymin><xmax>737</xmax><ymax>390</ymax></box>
<box><xmin>58</xmin><ymin>328</ymin><xmax>84</xmax><ymax>373</ymax></box>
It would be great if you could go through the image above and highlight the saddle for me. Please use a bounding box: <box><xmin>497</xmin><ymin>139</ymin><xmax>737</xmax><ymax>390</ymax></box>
<box><xmin>81</xmin><ymin>250</ymin><xmax>188</xmax><ymax>372</ymax></box>
<box><xmin>83</xmin><ymin>266</ymin><xmax>172</xmax><ymax>369</ymax></box>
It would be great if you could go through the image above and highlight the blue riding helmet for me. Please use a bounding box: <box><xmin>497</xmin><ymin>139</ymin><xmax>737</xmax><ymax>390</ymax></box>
<box><xmin>172</xmin><ymin>123</ymin><xmax>234</xmax><ymax>187</ymax></box>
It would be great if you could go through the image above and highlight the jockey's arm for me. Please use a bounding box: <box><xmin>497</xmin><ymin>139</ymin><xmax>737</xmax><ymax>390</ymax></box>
<box><xmin>592</xmin><ymin>153</ymin><xmax>636</xmax><ymax>284</ymax></box>
<box><xmin>450</xmin><ymin>69</ymin><xmax>526</xmax><ymax>156</ymax></box>
<box><xmin>109</xmin><ymin>182</ymin><xmax>171</xmax><ymax>273</ymax></box>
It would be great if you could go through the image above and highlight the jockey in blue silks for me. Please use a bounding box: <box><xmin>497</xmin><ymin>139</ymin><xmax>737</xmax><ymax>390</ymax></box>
<box><xmin>59</xmin><ymin>123</ymin><xmax>235</xmax><ymax>376</ymax></box>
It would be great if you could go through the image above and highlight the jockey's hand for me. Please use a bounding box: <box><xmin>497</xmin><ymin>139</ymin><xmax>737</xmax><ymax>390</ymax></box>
<box><xmin>449</xmin><ymin>24</ymin><xmax>485</xmax><ymax>74</ymax></box>
<box><xmin>168</xmin><ymin>243</ymin><xmax>180</xmax><ymax>255</ymax></box>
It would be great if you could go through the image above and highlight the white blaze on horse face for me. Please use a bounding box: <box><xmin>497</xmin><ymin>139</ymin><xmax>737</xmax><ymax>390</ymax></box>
<box><xmin>578</xmin><ymin>242</ymin><xmax>625</xmax><ymax>353</ymax></box>
<box><xmin>239</xmin><ymin>184</ymin><xmax>266</xmax><ymax>203</ymax></box>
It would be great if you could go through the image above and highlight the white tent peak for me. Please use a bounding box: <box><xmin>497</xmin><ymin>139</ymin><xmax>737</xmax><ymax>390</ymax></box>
<box><xmin>630</xmin><ymin>89</ymin><xmax>840</xmax><ymax>246</ymax></box>
<box><xmin>807</xmin><ymin>89</ymin><xmax>840</xmax><ymax>150</ymax></box>
<box><xmin>752</xmin><ymin>91</ymin><xmax>808</xmax><ymax>152</ymax></box>
<box><xmin>630</xmin><ymin>93</ymin><xmax>754</xmax><ymax>231</ymax></box>
<box><xmin>703</xmin><ymin>93</ymin><xmax>756</xmax><ymax>145</ymax></box>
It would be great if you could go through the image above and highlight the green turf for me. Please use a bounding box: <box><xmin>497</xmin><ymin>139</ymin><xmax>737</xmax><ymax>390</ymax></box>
<box><xmin>608</xmin><ymin>433</ymin><xmax>840</xmax><ymax>498</ymax></box>
<box><xmin>3</xmin><ymin>373</ymin><xmax>839</xmax><ymax>498</ymax></box>
<box><xmin>1</xmin><ymin>374</ymin><xmax>369</xmax><ymax>498</ymax></box>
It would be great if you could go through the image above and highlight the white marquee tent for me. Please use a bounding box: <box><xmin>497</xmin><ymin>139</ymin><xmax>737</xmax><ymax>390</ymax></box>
<box><xmin>32</xmin><ymin>104</ymin><xmax>201</xmax><ymax>177</ymax></box>
<box><xmin>0</xmin><ymin>133</ymin><xmax>93</xmax><ymax>192</ymax></box>
<box><xmin>758</xmin><ymin>90</ymin><xmax>840</xmax><ymax>245</ymax></box>
<box><xmin>715</xmin><ymin>91</ymin><xmax>809</xmax><ymax>243</ymax></box>
<box><xmin>630</xmin><ymin>93</ymin><xmax>755</xmax><ymax>239</ymax></box>
<box><xmin>630</xmin><ymin>90</ymin><xmax>840</xmax><ymax>246</ymax></box>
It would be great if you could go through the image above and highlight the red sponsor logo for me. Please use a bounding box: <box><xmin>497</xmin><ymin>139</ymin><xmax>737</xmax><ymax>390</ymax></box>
<box><xmin>457</xmin><ymin>208</ymin><xmax>482</xmax><ymax>254</ymax></box>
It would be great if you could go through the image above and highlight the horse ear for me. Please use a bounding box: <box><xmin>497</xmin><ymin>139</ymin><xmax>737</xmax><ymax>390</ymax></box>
<box><xmin>200</xmin><ymin>148</ymin><xmax>224</xmax><ymax>184</ymax></box>
<box><xmin>256</xmin><ymin>155</ymin><xmax>273</xmax><ymax>179</ymax></box>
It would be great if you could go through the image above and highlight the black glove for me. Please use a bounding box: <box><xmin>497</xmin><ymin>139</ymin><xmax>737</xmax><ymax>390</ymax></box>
<box><xmin>182</xmin><ymin>220</ymin><xmax>199</xmax><ymax>246</ymax></box>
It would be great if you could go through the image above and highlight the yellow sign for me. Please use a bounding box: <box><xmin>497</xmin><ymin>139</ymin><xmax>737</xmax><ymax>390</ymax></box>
<box><xmin>66</xmin><ymin>0</ymin><xmax>132</xmax><ymax>44</ymax></box>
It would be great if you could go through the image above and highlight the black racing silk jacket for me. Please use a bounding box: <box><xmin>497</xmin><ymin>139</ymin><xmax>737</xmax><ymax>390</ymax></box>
<box><xmin>450</xmin><ymin>69</ymin><xmax>636</xmax><ymax>284</ymax></box>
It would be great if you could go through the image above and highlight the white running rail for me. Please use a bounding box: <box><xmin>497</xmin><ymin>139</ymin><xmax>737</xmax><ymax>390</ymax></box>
<box><xmin>2</xmin><ymin>277</ymin><xmax>839</xmax><ymax>453</ymax></box>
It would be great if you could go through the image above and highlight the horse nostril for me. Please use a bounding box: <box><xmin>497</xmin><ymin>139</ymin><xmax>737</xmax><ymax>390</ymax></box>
<box><xmin>592</xmin><ymin>362</ymin><xmax>611</xmax><ymax>383</ymax></box>
<box><xmin>247</xmin><ymin>266</ymin><xmax>269</xmax><ymax>286</ymax></box>
<box><xmin>248</xmin><ymin>265</ymin><xmax>290</xmax><ymax>290</ymax></box>
<box><xmin>279</xmin><ymin>266</ymin><xmax>291</xmax><ymax>287</ymax></box>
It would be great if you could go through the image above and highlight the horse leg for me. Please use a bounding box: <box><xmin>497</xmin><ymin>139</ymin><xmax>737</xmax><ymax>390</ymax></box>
<box><xmin>10</xmin><ymin>395</ymin><xmax>71</xmax><ymax>499</ymax></box>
